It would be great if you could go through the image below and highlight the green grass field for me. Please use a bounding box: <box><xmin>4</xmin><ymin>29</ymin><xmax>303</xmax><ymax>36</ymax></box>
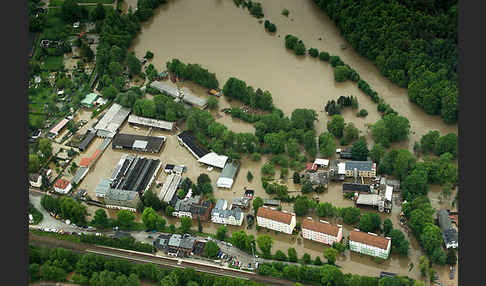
<box><xmin>43</xmin><ymin>56</ymin><xmax>64</xmax><ymax>71</ymax></box>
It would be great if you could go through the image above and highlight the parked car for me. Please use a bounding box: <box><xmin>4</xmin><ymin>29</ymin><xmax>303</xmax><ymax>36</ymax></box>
<box><xmin>450</xmin><ymin>266</ymin><xmax>455</xmax><ymax>280</ymax></box>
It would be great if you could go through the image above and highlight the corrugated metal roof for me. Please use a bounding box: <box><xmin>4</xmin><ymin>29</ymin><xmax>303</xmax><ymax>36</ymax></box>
<box><xmin>128</xmin><ymin>114</ymin><xmax>174</xmax><ymax>131</ymax></box>
<box><xmin>94</xmin><ymin>103</ymin><xmax>130</xmax><ymax>135</ymax></box>
<box><xmin>81</xmin><ymin>93</ymin><xmax>98</xmax><ymax>105</ymax></box>
<box><xmin>345</xmin><ymin>161</ymin><xmax>373</xmax><ymax>171</ymax></box>
<box><xmin>198</xmin><ymin>152</ymin><xmax>228</xmax><ymax>169</ymax></box>
<box><xmin>50</xmin><ymin>118</ymin><xmax>69</xmax><ymax>135</ymax></box>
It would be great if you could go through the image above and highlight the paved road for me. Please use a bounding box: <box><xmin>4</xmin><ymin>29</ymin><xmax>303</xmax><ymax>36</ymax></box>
<box><xmin>30</xmin><ymin>233</ymin><xmax>299</xmax><ymax>286</ymax></box>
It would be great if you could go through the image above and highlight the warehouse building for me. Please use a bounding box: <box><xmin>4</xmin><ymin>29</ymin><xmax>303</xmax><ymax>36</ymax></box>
<box><xmin>104</xmin><ymin>188</ymin><xmax>140</xmax><ymax>212</ymax></box>
<box><xmin>81</xmin><ymin>93</ymin><xmax>98</xmax><ymax>108</ymax></box>
<box><xmin>217</xmin><ymin>161</ymin><xmax>240</xmax><ymax>189</ymax></box>
<box><xmin>78</xmin><ymin>130</ymin><xmax>96</xmax><ymax>152</ymax></box>
<box><xmin>128</xmin><ymin>114</ymin><xmax>174</xmax><ymax>131</ymax></box>
<box><xmin>112</xmin><ymin>133</ymin><xmax>166</xmax><ymax>153</ymax></box>
<box><xmin>94</xmin><ymin>103</ymin><xmax>131</xmax><ymax>138</ymax></box>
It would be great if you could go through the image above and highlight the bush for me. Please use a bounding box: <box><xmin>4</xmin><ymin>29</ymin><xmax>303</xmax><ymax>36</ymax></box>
<box><xmin>308</xmin><ymin>48</ymin><xmax>319</xmax><ymax>57</ymax></box>
<box><xmin>319</xmin><ymin>51</ymin><xmax>330</xmax><ymax>61</ymax></box>
<box><xmin>282</xmin><ymin>8</ymin><xmax>289</xmax><ymax>17</ymax></box>
<box><xmin>334</xmin><ymin>65</ymin><xmax>352</xmax><ymax>82</ymax></box>
<box><xmin>144</xmin><ymin>51</ymin><xmax>154</xmax><ymax>59</ymax></box>
<box><xmin>357</xmin><ymin>109</ymin><xmax>368</xmax><ymax>117</ymax></box>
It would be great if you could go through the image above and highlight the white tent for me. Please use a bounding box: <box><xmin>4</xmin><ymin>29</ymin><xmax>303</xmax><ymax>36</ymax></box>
<box><xmin>385</xmin><ymin>185</ymin><xmax>393</xmax><ymax>202</ymax></box>
<box><xmin>314</xmin><ymin>158</ymin><xmax>329</xmax><ymax>167</ymax></box>
<box><xmin>198</xmin><ymin>152</ymin><xmax>228</xmax><ymax>169</ymax></box>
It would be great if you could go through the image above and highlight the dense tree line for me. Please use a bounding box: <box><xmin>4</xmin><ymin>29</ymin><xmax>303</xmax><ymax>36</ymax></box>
<box><xmin>258</xmin><ymin>261</ymin><xmax>421</xmax><ymax>286</ymax></box>
<box><xmin>402</xmin><ymin>196</ymin><xmax>447</xmax><ymax>265</ymax></box>
<box><xmin>264</xmin><ymin>20</ymin><xmax>277</xmax><ymax>33</ymax></box>
<box><xmin>166</xmin><ymin>59</ymin><xmax>219</xmax><ymax>89</ymax></box>
<box><xmin>418</xmin><ymin>131</ymin><xmax>457</xmax><ymax>158</ymax></box>
<box><xmin>30</xmin><ymin>244</ymin><xmax>266</xmax><ymax>285</ymax></box>
<box><xmin>132</xmin><ymin>92</ymin><xmax>186</xmax><ymax>122</ymax></box>
<box><xmin>223</xmin><ymin>77</ymin><xmax>274</xmax><ymax>111</ymax></box>
<box><xmin>311</xmin><ymin>0</ymin><xmax>458</xmax><ymax>123</ymax></box>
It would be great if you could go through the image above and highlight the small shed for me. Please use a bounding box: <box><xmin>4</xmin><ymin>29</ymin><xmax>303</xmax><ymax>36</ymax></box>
<box><xmin>314</xmin><ymin>159</ymin><xmax>329</xmax><ymax>168</ymax></box>
<box><xmin>81</xmin><ymin>93</ymin><xmax>98</xmax><ymax>108</ymax></box>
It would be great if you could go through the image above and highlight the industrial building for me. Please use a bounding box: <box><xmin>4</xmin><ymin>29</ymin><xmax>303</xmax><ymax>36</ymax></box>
<box><xmin>344</xmin><ymin>161</ymin><xmax>376</xmax><ymax>178</ymax></box>
<box><xmin>158</xmin><ymin>173</ymin><xmax>182</xmax><ymax>204</ymax></box>
<box><xmin>48</xmin><ymin>118</ymin><xmax>70</xmax><ymax>139</ymax></box>
<box><xmin>177</xmin><ymin>131</ymin><xmax>210</xmax><ymax>159</ymax></box>
<box><xmin>78</xmin><ymin>130</ymin><xmax>96</xmax><ymax>151</ymax></box>
<box><xmin>112</xmin><ymin>133</ymin><xmax>166</xmax><ymax>153</ymax></box>
<box><xmin>103</xmin><ymin>188</ymin><xmax>140</xmax><ymax>212</ymax></box>
<box><xmin>94</xmin><ymin>103</ymin><xmax>131</xmax><ymax>138</ymax></box>
<box><xmin>437</xmin><ymin>210</ymin><xmax>458</xmax><ymax>249</ymax></box>
<box><xmin>149</xmin><ymin>81</ymin><xmax>208</xmax><ymax>109</ymax></box>
<box><xmin>217</xmin><ymin>161</ymin><xmax>240</xmax><ymax>189</ymax></box>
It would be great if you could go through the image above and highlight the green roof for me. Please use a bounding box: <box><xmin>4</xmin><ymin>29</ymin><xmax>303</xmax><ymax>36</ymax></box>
<box><xmin>81</xmin><ymin>93</ymin><xmax>98</xmax><ymax>105</ymax></box>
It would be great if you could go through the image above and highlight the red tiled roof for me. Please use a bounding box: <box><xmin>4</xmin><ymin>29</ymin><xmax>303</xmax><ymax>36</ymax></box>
<box><xmin>302</xmin><ymin>218</ymin><xmax>340</xmax><ymax>237</ymax></box>
<box><xmin>349</xmin><ymin>229</ymin><xmax>390</xmax><ymax>250</ymax></box>
<box><xmin>79</xmin><ymin>149</ymin><xmax>101</xmax><ymax>167</ymax></box>
<box><xmin>257</xmin><ymin>206</ymin><xmax>293</xmax><ymax>225</ymax></box>
<box><xmin>306</xmin><ymin>163</ymin><xmax>317</xmax><ymax>171</ymax></box>
<box><xmin>54</xmin><ymin>179</ymin><xmax>70</xmax><ymax>190</ymax></box>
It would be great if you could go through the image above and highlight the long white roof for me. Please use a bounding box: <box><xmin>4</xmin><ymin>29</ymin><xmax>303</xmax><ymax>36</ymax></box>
<box><xmin>94</xmin><ymin>103</ymin><xmax>131</xmax><ymax>135</ymax></box>
<box><xmin>128</xmin><ymin>114</ymin><xmax>174</xmax><ymax>131</ymax></box>
<box><xmin>385</xmin><ymin>185</ymin><xmax>393</xmax><ymax>202</ymax></box>
<box><xmin>197</xmin><ymin>152</ymin><xmax>228</xmax><ymax>169</ymax></box>
<box><xmin>314</xmin><ymin>158</ymin><xmax>329</xmax><ymax>166</ymax></box>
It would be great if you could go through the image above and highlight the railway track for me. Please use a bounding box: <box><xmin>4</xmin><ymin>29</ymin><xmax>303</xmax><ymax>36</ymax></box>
<box><xmin>29</xmin><ymin>233</ymin><xmax>297</xmax><ymax>286</ymax></box>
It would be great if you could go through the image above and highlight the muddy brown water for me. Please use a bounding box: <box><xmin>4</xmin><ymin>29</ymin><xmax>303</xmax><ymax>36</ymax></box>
<box><xmin>78</xmin><ymin>0</ymin><xmax>461</xmax><ymax>283</ymax></box>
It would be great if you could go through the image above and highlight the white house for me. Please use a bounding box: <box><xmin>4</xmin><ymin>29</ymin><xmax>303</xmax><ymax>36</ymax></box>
<box><xmin>256</xmin><ymin>206</ymin><xmax>296</xmax><ymax>234</ymax></box>
<box><xmin>302</xmin><ymin>218</ymin><xmax>342</xmax><ymax>245</ymax></box>
<box><xmin>53</xmin><ymin>178</ymin><xmax>72</xmax><ymax>194</ymax></box>
<box><xmin>349</xmin><ymin>229</ymin><xmax>391</xmax><ymax>259</ymax></box>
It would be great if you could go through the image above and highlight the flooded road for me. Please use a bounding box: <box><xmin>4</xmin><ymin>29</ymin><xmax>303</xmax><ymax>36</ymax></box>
<box><xmin>131</xmin><ymin>0</ymin><xmax>457</xmax><ymax>150</ymax></box>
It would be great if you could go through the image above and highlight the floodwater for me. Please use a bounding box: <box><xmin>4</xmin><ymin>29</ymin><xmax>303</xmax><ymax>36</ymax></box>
<box><xmin>78</xmin><ymin>0</ymin><xmax>460</xmax><ymax>282</ymax></box>
<box><xmin>130</xmin><ymin>0</ymin><xmax>457</xmax><ymax>150</ymax></box>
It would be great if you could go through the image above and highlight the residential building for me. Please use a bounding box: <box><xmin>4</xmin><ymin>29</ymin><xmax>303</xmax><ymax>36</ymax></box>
<box><xmin>112</xmin><ymin>133</ymin><xmax>166</xmax><ymax>153</ymax></box>
<box><xmin>349</xmin><ymin>229</ymin><xmax>391</xmax><ymax>259</ymax></box>
<box><xmin>172</xmin><ymin>195</ymin><xmax>202</xmax><ymax>218</ymax></box>
<box><xmin>306</xmin><ymin>163</ymin><xmax>318</xmax><ymax>172</ymax></box>
<box><xmin>437</xmin><ymin>210</ymin><xmax>458</xmax><ymax>249</ymax></box>
<box><xmin>217</xmin><ymin>160</ymin><xmax>240</xmax><ymax>189</ymax></box>
<box><xmin>53</xmin><ymin>178</ymin><xmax>72</xmax><ymax>194</ymax></box>
<box><xmin>302</xmin><ymin>218</ymin><xmax>343</xmax><ymax>245</ymax></box>
<box><xmin>313</xmin><ymin>158</ymin><xmax>329</xmax><ymax>168</ymax></box>
<box><xmin>103</xmin><ymin>188</ymin><xmax>140</xmax><ymax>212</ymax></box>
<box><xmin>231</xmin><ymin>197</ymin><xmax>250</xmax><ymax>209</ymax></box>
<box><xmin>211</xmin><ymin>199</ymin><xmax>244</xmax><ymax>226</ymax></box>
<box><xmin>128</xmin><ymin>114</ymin><xmax>174</xmax><ymax>131</ymax></box>
<box><xmin>256</xmin><ymin>206</ymin><xmax>296</xmax><ymax>234</ymax></box>
<box><xmin>29</xmin><ymin>173</ymin><xmax>42</xmax><ymax>188</ymax></box>
<box><xmin>153</xmin><ymin>233</ymin><xmax>172</xmax><ymax>250</ymax></box>
<box><xmin>190</xmin><ymin>201</ymin><xmax>213</xmax><ymax>222</ymax></box>
<box><xmin>345</xmin><ymin>161</ymin><xmax>376</xmax><ymax>178</ymax></box>
<box><xmin>167</xmin><ymin>234</ymin><xmax>197</xmax><ymax>255</ymax></box>
<box><xmin>329</xmin><ymin>160</ymin><xmax>345</xmax><ymax>181</ymax></box>
<box><xmin>81</xmin><ymin>93</ymin><xmax>98</xmax><ymax>108</ymax></box>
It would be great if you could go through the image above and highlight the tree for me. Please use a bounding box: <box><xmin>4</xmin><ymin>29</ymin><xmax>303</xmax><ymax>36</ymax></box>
<box><xmin>61</xmin><ymin>0</ymin><xmax>81</xmax><ymax>23</ymax></box>
<box><xmin>38</xmin><ymin>138</ymin><xmax>52</xmax><ymax>160</ymax></box>
<box><xmin>371</xmin><ymin>114</ymin><xmax>410</xmax><ymax>146</ymax></box>
<box><xmin>317</xmin><ymin>202</ymin><xmax>336</xmax><ymax>218</ymax></box>
<box><xmin>274</xmin><ymin>250</ymin><xmax>287</xmax><ymax>261</ymax></box>
<box><xmin>420</xmin><ymin>224</ymin><xmax>443</xmax><ymax>255</ymax></box>
<box><xmin>207</xmin><ymin>97</ymin><xmax>218</xmax><ymax>110</ymax></box>
<box><xmin>92</xmin><ymin>209</ymin><xmax>109</xmax><ymax>229</ymax></box>
<box><xmin>292</xmin><ymin>172</ymin><xmax>301</xmax><ymax>184</ymax></box>
<box><xmin>253</xmin><ymin>196</ymin><xmax>264</xmax><ymax>215</ymax></box>
<box><xmin>257</xmin><ymin>235</ymin><xmax>273</xmax><ymax>258</ymax></box>
<box><xmin>318</xmin><ymin>132</ymin><xmax>336</xmax><ymax>158</ymax></box>
<box><xmin>180</xmin><ymin>217</ymin><xmax>192</xmax><ymax>233</ymax></box>
<box><xmin>334</xmin><ymin>65</ymin><xmax>351</xmax><ymax>82</ymax></box>
<box><xmin>358</xmin><ymin>212</ymin><xmax>382</xmax><ymax>233</ymax></box>
<box><xmin>332</xmin><ymin>242</ymin><xmax>346</xmax><ymax>254</ymax></box>
<box><xmin>392</xmin><ymin>149</ymin><xmax>416</xmax><ymax>180</ymax></box>
<box><xmin>341</xmin><ymin>123</ymin><xmax>359</xmax><ymax>145</ymax></box>
<box><xmin>402</xmin><ymin>167</ymin><xmax>429</xmax><ymax>201</ymax></box>
<box><xmin>446</xmin><ymin>249</ymin><xmax>457</xmax><ymax>266</ymax></box>
<box><xmin>294</xmin><ymin>196</ymin><xmax>310</xmax><ymax>216</ymax></box>
<box><xmin>301</xmin><ymin>180</ymin><xmax>314</xmax><ymax>194</ymax></box>
<box><xmin>419</xmin><ymin>256</ymin><xmax>429</xmax><ymax>277</ymax></box>
<box><xmin>116</xmin><ymin>210</ymin><xmax>135</xmax><ymax>229</ymax></box>
<box><xmin>261</xmin><ymin>162</ymin><xmax>276</xmax><ymax>176</ymax></box>
<box><xmin>302</xmin><ymin>253</ymin><xmax>312</xmax><ymax>264</ymax></box>
<box><xmin>327</xmin><ymin>115</ymin><xmax>345</xmax><ymax>138</ymax></box>
<box><xmin>420</xmin><ymin>130</ymin><xmax>440</xmax><ymax>153</ymax></box>
<box><xmin>314</xmin><ymin>256</ymin><xmax>323</xmax><ymax>265</ymax></box>
<box><xmin>319</xmin><ymin>51</ymin><xmax>330</xmax><ymax>61</ymax></box>
<box><xmin>142</xmin><ymin>207</ymin><xmax>160</xmax><ymax>230</ymax></box>
<box><xmin>389</xmin><ymin>229</ymin><xmax>409</xmax><ymax>256</ymax></box>
<box><xmin>340</xmin><ymin>207</ymin><xmax>360</xmax><ymax>224</ymax></box>
<box><xmin>247</xmin><ymin>171</ymin><xmax>254</xmax><ymax>182</ymax></box>
<box><xmin>29</xmin><ymin>154</ymin><xmax>41</xmax><ymax>173</ymax></box>
<box><xmin>351</xmin><ymin>136</ymin><xmax>369</xmax><ymax>161</ymax></box>
<box><xmin>323</xmin><ymin>248</ymin><xmax>338</xmax><ymax>265</ymax></box>
<box><xmin>90</xmin><ymin>3</ymin><xmax>106</xmax><ymax>22</ymax></box>
<box><xmin>204</xmin><ymin>240</ymin><xmax>219</xmax><ymax>258</ymax></box>
<box><xmin>216</xmin><ymin>226</ymin><xmax>227</xmax><ymax>241</ymax></box>
<box><xmin>144</xmin><ymin>51</ymin><xmax>154</xmax><ymax>59</ymax></box>
<box><xmin>102</xmin><ymin>86</ymin><xmax>118</xmax><ymax>100</ymax></box>
<box><xmin>383</xmin><ymin>218</ymin><xmax>393</xmax><ymax>236</ymax></box>
<box><xmin>287</xmin><ymin>247</ymin><xmax>298</xmax><ymax>262</ymax></box>
<box><xmin>434</xmin><ymin>133</ymin><xmax>458</xmax><ymax>158</ymax></box>
<box><xmin>127</xmin><ymin>52</ymin><xmax>142</xmax><ymax>76</ymax></box>
<box><xmin>29</xmin><ymin>263</ymin><xmax>41</xmax><ymax>282</ymax></box>
<box><xmin>369</xmin><ymin>143</ymin><xmax>386</xmax><ymax>164</ymax></box>
<box><xmin>109</xmin><ymin>61</ymin><xmax>123</xmax><ymax>76</ymax></box>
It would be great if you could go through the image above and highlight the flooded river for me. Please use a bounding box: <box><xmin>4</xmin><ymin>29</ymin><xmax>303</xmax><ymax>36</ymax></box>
<box><xmin>82</xmin><ymin>0</ymin><xmax>462</xmax><ymax>282</ymax></box>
